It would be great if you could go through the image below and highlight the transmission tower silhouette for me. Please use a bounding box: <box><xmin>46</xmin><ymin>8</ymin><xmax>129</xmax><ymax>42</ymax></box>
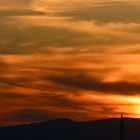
<box><xmin>120</xmin><ymin>114</ymin><xmax>125</xmax><ymax>140</ymax></box>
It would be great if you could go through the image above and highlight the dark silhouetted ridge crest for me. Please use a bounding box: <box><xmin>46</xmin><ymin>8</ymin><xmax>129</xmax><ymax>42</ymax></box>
<box><xmin>1</xmin><ymin>118</ymin><xmax>140</xmax><ymax>140</ymax></box>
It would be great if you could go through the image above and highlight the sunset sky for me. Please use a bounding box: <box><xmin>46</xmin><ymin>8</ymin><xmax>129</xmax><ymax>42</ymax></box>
<box><xmin>1</xmin><ymin>0</ymin><xmax>140</xmax><ymax>126</ymax></box>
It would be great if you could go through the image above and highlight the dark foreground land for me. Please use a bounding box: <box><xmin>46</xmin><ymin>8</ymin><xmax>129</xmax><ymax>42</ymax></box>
<box><xmin>0</xmin><ymin>118</ymin><xmax>140</xmax><ymax>140</ymax></box>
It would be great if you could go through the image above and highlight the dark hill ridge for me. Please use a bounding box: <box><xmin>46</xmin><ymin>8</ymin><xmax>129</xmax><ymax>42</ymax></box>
<box><xmin>0</xmin><ymin>118</ymin><xmax>140</xmax><ymax>140</ymax></box>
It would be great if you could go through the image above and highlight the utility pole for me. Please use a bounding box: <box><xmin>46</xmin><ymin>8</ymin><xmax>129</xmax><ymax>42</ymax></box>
<box><xmin>120</xmin><ymin>114</ymin><xmax>125</xmax><ymax>140</ymax></box>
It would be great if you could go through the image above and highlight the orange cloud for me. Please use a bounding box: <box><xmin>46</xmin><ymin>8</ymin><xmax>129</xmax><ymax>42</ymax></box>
<box><xmin>0</xmin><ymin>0</ymin><xmax>140</xmax><ymax>126</ymax></box>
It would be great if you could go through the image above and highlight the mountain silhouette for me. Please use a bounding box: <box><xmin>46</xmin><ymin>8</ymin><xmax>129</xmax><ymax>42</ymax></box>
<box><xmin>0</xmin><ymin>118</ymin><xmax>140</xmax><ymax>140</ymax></box>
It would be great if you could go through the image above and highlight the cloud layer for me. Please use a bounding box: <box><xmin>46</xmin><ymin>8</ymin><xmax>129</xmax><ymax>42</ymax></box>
<box><xmin>0</xmin><ymin>0</ymin><xmax>140</xmax><ymax>126</ymax></box>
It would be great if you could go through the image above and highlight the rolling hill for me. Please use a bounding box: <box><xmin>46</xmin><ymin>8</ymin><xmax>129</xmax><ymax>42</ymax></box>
<box><xmin>0</xmin><ymin>118</ymin><xmax>140</xmax><ymax>140</ymax></box>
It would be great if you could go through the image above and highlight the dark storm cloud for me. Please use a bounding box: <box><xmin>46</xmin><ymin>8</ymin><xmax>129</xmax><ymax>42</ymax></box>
<box><xmin>47</xmin><ymin>74</ymin><xmax>140</xmax><ymax>95</ymax></box>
